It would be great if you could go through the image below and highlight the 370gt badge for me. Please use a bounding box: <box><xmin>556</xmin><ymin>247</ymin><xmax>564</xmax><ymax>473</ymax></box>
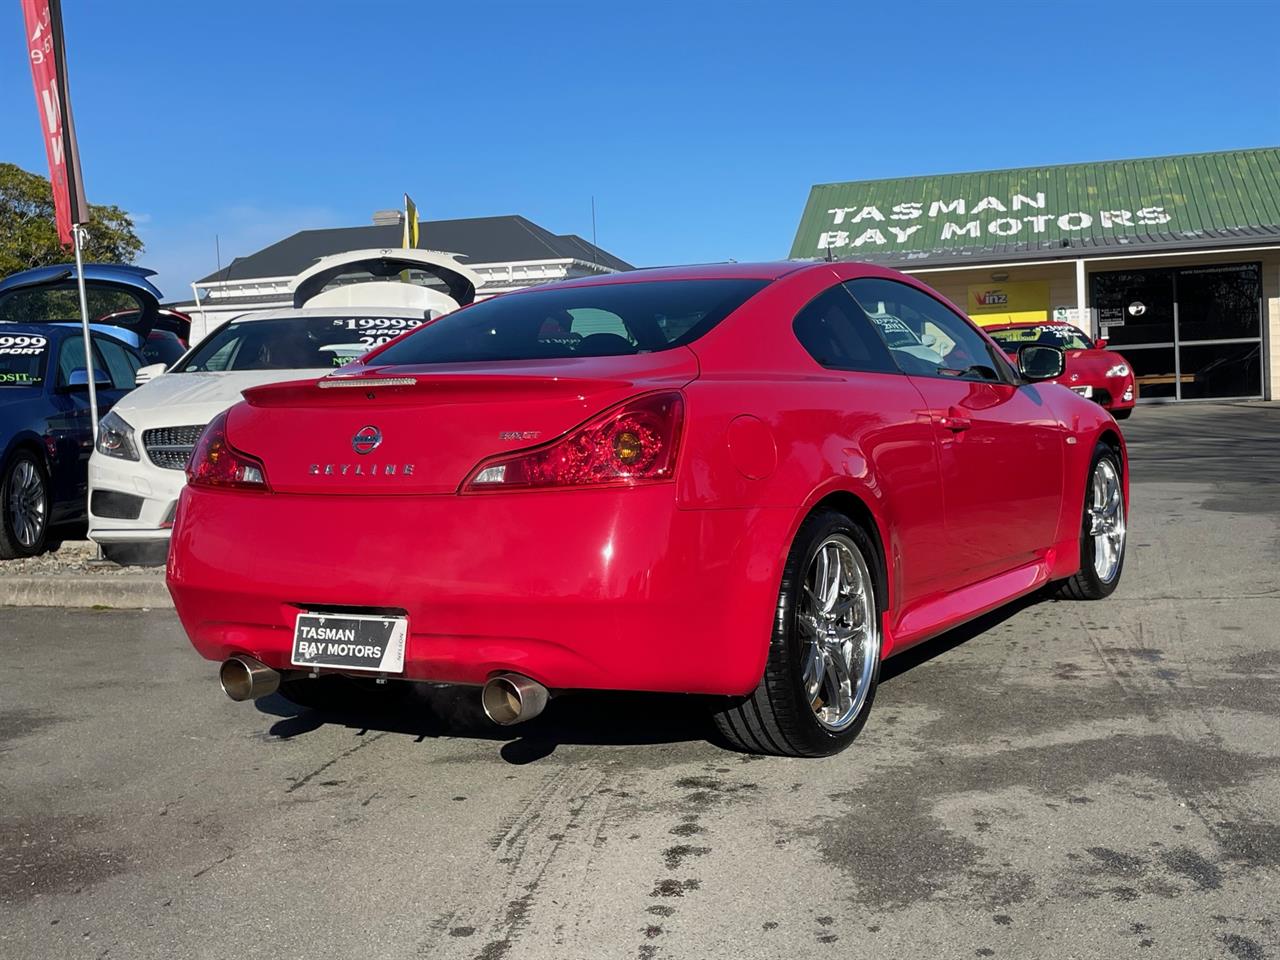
<box><xmin>352</xmin><ymin>425</ymin><xmax>382</xmax><ymax>454</ymax></box>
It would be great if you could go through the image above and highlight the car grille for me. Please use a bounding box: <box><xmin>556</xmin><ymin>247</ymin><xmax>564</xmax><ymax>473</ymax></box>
<box><xmin>142</xmin><ymin>425</ymin><xmax>206</xmax><ymax>470</ymax></box>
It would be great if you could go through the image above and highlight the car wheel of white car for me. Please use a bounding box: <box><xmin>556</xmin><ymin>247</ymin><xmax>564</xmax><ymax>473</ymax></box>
<box><xmin>0</xmin><ymin>450</ymin><xmax>50</xmax><ymax>560</ymax></box>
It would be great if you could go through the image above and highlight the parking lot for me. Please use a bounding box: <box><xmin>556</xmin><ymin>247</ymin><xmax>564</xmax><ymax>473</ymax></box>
<box><xmin>1</xmin><ymin>402</ymin><xmax>1277</xmax><ymax>960</ymax></box>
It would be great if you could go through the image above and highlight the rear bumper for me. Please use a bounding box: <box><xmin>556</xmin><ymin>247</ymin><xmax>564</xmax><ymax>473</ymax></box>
<box><xmin>167</xmin><ymin>485</ymin><xmax>793</xmax><ymax>696</ymax></box>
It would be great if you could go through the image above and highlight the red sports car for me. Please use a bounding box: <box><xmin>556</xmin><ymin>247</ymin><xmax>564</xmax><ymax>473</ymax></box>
<box><xmin>167</xmin><ymin>262</ymin><xmax>1128</xmax><ymax>756</ymax></box>
<box><xmin>983</xmin><ymin>322</ymin><xmax>1137</xmax><ymax>419</ymax></box>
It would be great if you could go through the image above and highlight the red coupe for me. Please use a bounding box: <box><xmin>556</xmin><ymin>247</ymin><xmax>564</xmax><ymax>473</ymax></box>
<box><xmin>167</xmin><ymin>262</ymin><xmax>1128</xmax><ymax>756</ymax></box>
<box><xmin>983</xmin><ymin>322</ymin><xmax>1137</xmax><ymax>419</ymax></box>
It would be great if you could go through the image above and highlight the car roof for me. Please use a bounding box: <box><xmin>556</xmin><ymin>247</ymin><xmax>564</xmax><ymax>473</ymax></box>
<box><xmin>219</xmin><ymin>306</ymin><xmax>432</xmax><ymax>323</ymax></box>
<box><xmin>0</xmin><ymin>322</ymin><xmax>74</xmax><ymax>338</ymax></box>
<box><xmin>0</xmin><ymin>322</ymin><xmax>138</xmax><ymax>345</ymax></box>
<box><xmin>546</xmin><ymin>261</ymin><xmax>824</xmax><ymax>289</ymax></box>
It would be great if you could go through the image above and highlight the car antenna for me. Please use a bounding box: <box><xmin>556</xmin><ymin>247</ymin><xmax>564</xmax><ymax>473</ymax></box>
<box><xmin>825</xmin><ymin>244</ymin><xmax>835</xmax><ymax>263</ymax></box>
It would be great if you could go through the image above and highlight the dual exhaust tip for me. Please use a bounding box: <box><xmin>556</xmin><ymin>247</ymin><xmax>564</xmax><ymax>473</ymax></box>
<box><xmin>480</xmin><ymin>672</ymin><xmax>550</xmax><ymax>726</ymax></box>
<box><xmin>219</xmin><ymin>655</ymin><xmax>280</xmax><ymax>702</ymax></box>
<box><xmin>218</xmin><ymin>656</ymin><xmax>549</xmax><ymax>725</ymax></box>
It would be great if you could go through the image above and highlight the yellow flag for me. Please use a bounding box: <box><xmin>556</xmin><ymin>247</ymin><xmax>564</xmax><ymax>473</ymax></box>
<box><xmin>403</xmin><ymin>193</ymin><xmax>419</xmax><ymax>249</ymax></box>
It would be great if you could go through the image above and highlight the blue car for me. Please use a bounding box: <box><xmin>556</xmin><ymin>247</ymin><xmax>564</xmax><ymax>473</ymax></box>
<box><xmin>0</xmin><ymin>264</ymin><xmax>161</xmax><ymax>558</ymax></box>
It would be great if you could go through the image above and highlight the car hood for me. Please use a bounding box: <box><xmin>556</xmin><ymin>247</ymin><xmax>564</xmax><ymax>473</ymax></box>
<box><xmin>111</xmin><ymin>368</ymin><xmax>329</xmax><ymax>428</ymax></box>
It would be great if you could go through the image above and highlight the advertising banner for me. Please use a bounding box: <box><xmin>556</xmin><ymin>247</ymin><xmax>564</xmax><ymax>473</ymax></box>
<box><xmin>20</xmin><ymin>0</ymin><xmax>88</xmax><ymax>246</ymax></box>
<box><xmin>966</xmin><ymin>280</ymin><xmax>1050</xmax><ymax>326</ymax></box>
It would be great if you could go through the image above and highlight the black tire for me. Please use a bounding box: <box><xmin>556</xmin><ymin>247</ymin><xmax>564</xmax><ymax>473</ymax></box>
<box><xmin>1056</xmin><ymin>442</ymin><xmax>1126</xmax><ymax>601</ymax></box>
<box><xmin>1112</xmin><ymin>408</ymin><xmax>1133</xmax><ymax>421</ymax></box>
<box><xmin>0</xmin><ymin>450</ymin><xmax>51</xmax><ymax>560</ymax></box>
<box><xmin>713</xmin><ymin>509</ymin><xmax>883</xmax><ymax>757</ymax></box>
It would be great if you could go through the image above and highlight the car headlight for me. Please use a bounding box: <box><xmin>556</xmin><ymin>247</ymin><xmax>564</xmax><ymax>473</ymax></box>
<box><xmin>1106</xmin><ymin>363</ymin><xmax>1130</xmax><ymax>377</ymax></box>
<box><xmin>97</xmin><ymin>410</ymin><xmax>140</xmax><ymax>461</ymax></box>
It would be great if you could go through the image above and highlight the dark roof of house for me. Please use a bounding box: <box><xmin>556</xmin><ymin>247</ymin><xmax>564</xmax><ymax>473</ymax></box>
<box><xmin>791</xmin><ymin>147</ymin><xmax>1280</xmax><ymax>267</ymax></box>
<box><xmin>198</xmin><ymin>215</ymin><xmax>632</xmax><ymax>284</ymax></box>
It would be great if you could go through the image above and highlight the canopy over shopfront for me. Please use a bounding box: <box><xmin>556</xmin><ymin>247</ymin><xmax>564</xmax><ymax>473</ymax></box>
<box><xmin>791</xmin><ymin>148</ymin><xmax>1280</xmax><ymax>402</ymax></box>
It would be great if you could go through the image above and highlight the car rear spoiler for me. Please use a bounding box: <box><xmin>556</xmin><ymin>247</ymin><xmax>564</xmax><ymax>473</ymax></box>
<box><xmin>290</xmin><ymin>249</ymin><xmax>483</xmax><ymax>310</ymax></box>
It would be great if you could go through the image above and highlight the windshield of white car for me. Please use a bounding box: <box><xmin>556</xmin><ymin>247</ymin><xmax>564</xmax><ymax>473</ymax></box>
<box><xmin>369</xmin><ymin>279</ymin><xmax>770</xmax><ymax>365</ymax></box>
<box><xmin>987</xmin><ymin>324</ymin><xmax>1093</xmax><ymax>352</ymax></box>
<box><xmin>172</xmin><ymin>315</ymin><xmax>428</xmax><ymax>372</ymax></box>
<box><xmin>0</xmin><ymin>333</ymin><xmax>50</xmax><ymax>387</ymax></box>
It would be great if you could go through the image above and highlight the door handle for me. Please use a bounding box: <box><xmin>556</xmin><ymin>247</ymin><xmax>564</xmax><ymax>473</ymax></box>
<box><xmin>936</xmin><ymin>407</ymin><xmax>972</xmax><ymax>432</ymax></box>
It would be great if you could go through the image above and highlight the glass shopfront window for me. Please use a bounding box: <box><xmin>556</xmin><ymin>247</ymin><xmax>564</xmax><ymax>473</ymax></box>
<box><xmin>1090</xmin><ymin>262</ymin><xmax>1262</xmax><ymax>401</ymax></box>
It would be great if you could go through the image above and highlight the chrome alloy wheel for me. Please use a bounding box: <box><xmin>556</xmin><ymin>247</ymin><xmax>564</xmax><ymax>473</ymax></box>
<box><xmin>1088</xmin><ymin>458</ymin><xmax>1125</xmax><ymax>583</ymax></box>
<box><xmin>7</xmin><ymin>459</ymin><xmax>47</xmax><ymax>549</ymax></box>
<box><xmin>798</xmin><ymin>534</ymin><xmax>879</xmax><ymax>731</ymax></box>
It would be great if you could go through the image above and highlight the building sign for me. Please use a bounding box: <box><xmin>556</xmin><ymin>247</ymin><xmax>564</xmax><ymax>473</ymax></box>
<box><xmin>812</xmin><ymin>194</ymin><xmax>1172</xmax><ymax>254</ymax></box>
<box><xmin>788</xmin><ymin>150</ymin><xmax>1280</xmax><ymax>262</ymax></box>
<box><xmin>967</xmin><ymin>280</ymin><xmax>1050</xmax><ymax>326</ymax></box>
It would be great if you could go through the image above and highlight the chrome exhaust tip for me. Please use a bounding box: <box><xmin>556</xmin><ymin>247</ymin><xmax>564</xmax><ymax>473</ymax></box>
<box><xmin>219</xmin><ymin>655</ymin><xmax>281</xmax><ymax>702</ymax></box>
<box><xmin>481</xmin><ymin>673</ymin><xmax>550</xmax><ymax>726</ymax></box>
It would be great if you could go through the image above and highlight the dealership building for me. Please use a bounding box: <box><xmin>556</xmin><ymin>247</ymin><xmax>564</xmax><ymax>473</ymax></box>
<box><xmin>791</xmin><ymin>147</ymin><xmax>1280</xmax><ymax>402</ymax></box>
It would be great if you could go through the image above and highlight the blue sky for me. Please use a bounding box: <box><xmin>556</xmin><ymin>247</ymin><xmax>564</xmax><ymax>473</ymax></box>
<box><xmin>3</xmin><ymin>0</ymin><xmax>1278</xmax><ymax>299</ymax></box>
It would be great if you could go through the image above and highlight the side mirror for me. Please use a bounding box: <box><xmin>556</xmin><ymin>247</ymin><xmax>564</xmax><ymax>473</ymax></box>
<box><xmin>920</xmin><ymin>333</ymin><xmax>938</xmax><ymax>348</ymax></box>
<box><xmin>1018</xmin><ymin>344</ymin><xmax>1066</xmax><ymax>382</ymax></box>
<box><xmin>1095</xmin><ymin>338</ymin><xmax>1109</xmax><ymax>349</ymax></box>
<box><xmin>134</xmin><ymin>362</ymin><xmax>167</xmax><ymax>386</ymax></box>
<box><xmin>66</xmin><ymin>367</ymin><xmax>112</xmax><ymax>389</ymax></box>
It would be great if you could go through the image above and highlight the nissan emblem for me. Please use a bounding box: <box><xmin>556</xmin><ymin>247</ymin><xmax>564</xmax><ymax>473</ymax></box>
<box><xmin>352</xmin><ymin>425</ymin><xmax>382</xmax><ymax>455</ymax></box>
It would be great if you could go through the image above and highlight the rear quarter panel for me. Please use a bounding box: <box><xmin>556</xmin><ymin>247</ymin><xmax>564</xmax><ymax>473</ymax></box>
<box><xmin>680</xmin><ymin>266</ymin><xmax>947</xmax><ymax>617</ymax></box>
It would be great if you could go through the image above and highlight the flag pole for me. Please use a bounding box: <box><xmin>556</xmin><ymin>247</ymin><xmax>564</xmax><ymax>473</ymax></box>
<box><xmin>71</xmin><ymin>223</ymin><xmax>98</xmax><ymax>442</ymax></box>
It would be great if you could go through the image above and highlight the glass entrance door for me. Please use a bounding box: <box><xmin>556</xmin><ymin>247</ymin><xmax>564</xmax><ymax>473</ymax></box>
<box><xmin>1092</xmin><ymin>268</ymin><xmax>1177</xmax><ymax>399</ymax></box>
<box><xmin>1173</xmin><ymin>263</ymin><xmax>1263</xmax><ymax>399</ymax></box>
<box><xmin>1090</xmin><ymin>262</ymin><xmax>1263</xmax><ymax>401</ymax></box>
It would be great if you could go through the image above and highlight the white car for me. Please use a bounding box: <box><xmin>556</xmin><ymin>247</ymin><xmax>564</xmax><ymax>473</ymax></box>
<box><xmin>88</xmin><ymin>249</ymin><xmax>481</xmax><ymax>564</ymax></box>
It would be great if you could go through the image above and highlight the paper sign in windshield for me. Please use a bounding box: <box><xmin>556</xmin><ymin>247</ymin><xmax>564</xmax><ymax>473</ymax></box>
<box><xmin>0</xmin><ymin>334</ymin><xmax>48</xmax><ymax>386</ymax></box>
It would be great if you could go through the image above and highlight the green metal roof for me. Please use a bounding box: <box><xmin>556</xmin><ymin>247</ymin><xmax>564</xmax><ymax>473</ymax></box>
<box><xmin>789</xmin><ymin>147</ymin><xmax>1280</xmax><ymax>266</ymax></box>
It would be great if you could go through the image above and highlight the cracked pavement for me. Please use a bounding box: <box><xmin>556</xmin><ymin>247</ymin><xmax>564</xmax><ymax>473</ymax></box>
<box><xmin>1</xmin><ymin>402</ymin><xmax>1277</xmax><ymax>959</ymax></box>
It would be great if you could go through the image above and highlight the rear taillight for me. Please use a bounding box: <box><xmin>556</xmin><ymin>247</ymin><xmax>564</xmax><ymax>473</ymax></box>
<box><xmin>463</xmin><ymin>391</ymin><xmax>684</xmax><ymax>492</ymax></box>
<box><xmin>186</xmin><ymin>410</ymin><xmax>269</xmax><ymax>490</ymax></box>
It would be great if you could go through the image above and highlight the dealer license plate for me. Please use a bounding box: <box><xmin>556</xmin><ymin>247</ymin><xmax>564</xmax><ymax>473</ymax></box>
<box><xmin>291</xmin><ymin>612</ymin><xmax>407</xmax><ymax>673</ymax></box>
<box><xmin>1071</xmin><ymin>385</ymin><xmax>1094</xmax><ymax>397</ymax></box>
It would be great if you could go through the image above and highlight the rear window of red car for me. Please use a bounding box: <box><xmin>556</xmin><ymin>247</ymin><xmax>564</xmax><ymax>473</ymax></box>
<box><xmin>371</xmin><ymin>279</ymin><xmax>769</xmax><ymax>365</ymax></box>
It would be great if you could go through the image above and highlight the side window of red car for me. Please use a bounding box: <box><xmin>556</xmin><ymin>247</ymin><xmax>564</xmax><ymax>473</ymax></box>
<box><xmin>792</xmin><ymin>285</ymin><xmax>897</xmax><ymax>374</ymax></box>
<box><xmin>845</xmin><ymin>278</ymin><xmax>1010</xmax><ymax>384</ymax></box>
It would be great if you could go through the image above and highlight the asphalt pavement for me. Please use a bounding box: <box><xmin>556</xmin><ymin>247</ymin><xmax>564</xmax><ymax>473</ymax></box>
<box><xmin>1</xmin><ymin>401</ymin><xmax>1277</xmax><ymax>960</ymax></box>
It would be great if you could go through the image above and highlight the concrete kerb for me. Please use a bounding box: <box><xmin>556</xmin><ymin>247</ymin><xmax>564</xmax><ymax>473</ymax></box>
<box><xmin>0</xmin><ymin>575</ymin><xmax>173</xmax><ymax>609</ymax></box>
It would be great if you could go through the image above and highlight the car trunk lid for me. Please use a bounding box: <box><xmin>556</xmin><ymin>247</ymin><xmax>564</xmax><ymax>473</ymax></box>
<box><xmin>228</xmin><ymin>350</ymin><xmax>699</xmax><ymax>495</ymax></box>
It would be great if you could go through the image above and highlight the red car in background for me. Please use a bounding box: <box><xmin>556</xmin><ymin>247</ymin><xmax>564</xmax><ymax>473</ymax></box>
<box><xmin>167</xmin><ymin>261</ymin><xmax>1128</xmax><ymax>756</ymax></box>
<box><xmin>984</xmin><ymin>322</ymin><xmax>1136</xmax><ymax>420</ymax></box>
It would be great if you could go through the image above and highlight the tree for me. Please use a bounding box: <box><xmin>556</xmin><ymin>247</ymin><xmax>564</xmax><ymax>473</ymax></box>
<box><xmin>0</xmin><ymin>162</ymin><xmax>143</xmax><ymax>278</ymax></box>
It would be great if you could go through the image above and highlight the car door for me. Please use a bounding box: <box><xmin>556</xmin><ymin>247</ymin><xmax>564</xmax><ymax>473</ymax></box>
<box><xmin>790</xmin><ymin>283</ymin><xmax>952</xmax><ymax>610</ymax></box>
<box><xmin>44</xmin><ymin>335</ymin><xmax>108</xmax><ymax>520</ymax></box>
<box><xmin>845</xmin><ymin>277</ymin><xmax>1064</xmax><ymax>587</ymax></box>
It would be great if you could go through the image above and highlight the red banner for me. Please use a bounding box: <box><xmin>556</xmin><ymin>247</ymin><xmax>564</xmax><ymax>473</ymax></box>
<box><xmin>21</xmin><ymin>0</ymin><xmax>87</xmax><ymax>247</ymax></box>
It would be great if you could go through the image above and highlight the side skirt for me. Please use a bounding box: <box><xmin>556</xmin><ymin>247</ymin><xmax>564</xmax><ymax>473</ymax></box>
<box><xmin>884</xmin><ymin>558</ymin><xmax>1053</xmax><ymax>656</ymax></box>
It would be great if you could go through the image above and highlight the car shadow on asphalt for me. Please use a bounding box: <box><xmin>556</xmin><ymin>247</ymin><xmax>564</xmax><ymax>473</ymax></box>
<box><xmin>254</xmin><ymin>684</ymin><xmax>722</xmax><ymax>764</ymax></box>
<box><xmin>253</xmin><ymin>589</ymin><xmax>1055</xmax><ymax>763</ymax></box>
